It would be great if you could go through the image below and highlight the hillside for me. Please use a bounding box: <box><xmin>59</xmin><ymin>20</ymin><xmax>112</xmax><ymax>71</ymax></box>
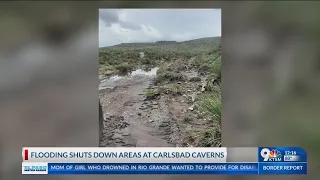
<box><xmin>100</xmin><ymin>36</ymin><xmax>221</xmax><ymax>52</ymax></box>
<box><xmin>99</xmin><ymin>37</ymin><xmax>221</xmax><ymax>69</ymax></box>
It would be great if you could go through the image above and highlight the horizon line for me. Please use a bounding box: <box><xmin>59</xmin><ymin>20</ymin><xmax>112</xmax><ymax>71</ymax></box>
<box><xmin>99</xmin><ymin>36</ymin><xmax>221</xmax><ymax>48</ymax></box>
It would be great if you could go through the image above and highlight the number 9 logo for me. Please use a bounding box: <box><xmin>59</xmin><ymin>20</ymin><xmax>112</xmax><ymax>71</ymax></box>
<box><xmin>260</xmin><ymin>148</ymin><xmax>270</xmax><ymax>161</ymax></box>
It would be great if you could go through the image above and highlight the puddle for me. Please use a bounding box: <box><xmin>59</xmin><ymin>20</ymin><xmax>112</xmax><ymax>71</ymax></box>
<box><xmin>100</xmin><ymin>75</ymin><xmax>121</xmax><ymax>83</ymax></box>
<box><xmin>99</xmin><ymin>67</ymin><xmax>159</xmax><ymax>89</ymax></box>
<box><xmin>130</xmin><ymin>67</ymin><xmax>159</xmax><ymax>76</ymax></box>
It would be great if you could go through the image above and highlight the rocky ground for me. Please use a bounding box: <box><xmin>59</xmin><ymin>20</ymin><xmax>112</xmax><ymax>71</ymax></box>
<box><xmin>99</xmin><ymin>69</ymin><xmax>209</xmax><ymax>147</ymax></box>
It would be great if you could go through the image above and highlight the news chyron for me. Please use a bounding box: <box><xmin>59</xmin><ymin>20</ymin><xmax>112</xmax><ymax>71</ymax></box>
<box><xmin>22</xmin><ymin>147</ymin><xmax>307</xmax><ymax>175</ymax></box>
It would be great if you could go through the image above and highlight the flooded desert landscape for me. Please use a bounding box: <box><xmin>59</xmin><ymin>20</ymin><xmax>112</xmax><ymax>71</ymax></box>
<box><xmin>99</xmin><ymin>9</ymin><xmax>221</xmax><ymax>147</ymax></box>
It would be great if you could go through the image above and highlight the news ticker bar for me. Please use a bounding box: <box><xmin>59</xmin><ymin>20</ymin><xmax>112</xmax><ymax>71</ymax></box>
<box><xmin>22</xmin><ymin>162</ymin><xmax>307</xmax><ymax>175</ymax></box>
<box><xmin>22</xmin><ymin>147</ymin><xmax>307</xmax><ymax>163</ymax></box>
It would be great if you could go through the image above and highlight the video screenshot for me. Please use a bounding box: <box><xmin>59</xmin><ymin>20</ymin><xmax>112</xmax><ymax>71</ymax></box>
<box><xmin>1</xmin><ymin>1</ymin><xmax>317</xmax><ymax>179</ymax></box>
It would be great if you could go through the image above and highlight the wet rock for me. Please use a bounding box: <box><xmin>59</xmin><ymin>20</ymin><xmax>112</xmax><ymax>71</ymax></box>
<box><xmin>122</xmin><ymin>132</ymin><xmax>131</xmax><ymax>136</ymax></box>
<box><xmin>201</xmin><ymin>85</ymin><xmax>206</xmax><ymax>92</ymax></box>
<box><xmin>191</xmin><ymin>93</ymin><xmax>196</xmax><ymax>102</ymax></box>
<box><xmin>113</xmin><ymin>133</ymin><xmax>123</xmax><ymax>140</ymax></box>
<box><xmin>201</xmin><ymin>82</ymin><xmax>207</xmax><ymax>92</ymax></box>
<box><xmin>189</xmin><ymin>77</ymin><xmax>201</xmax><ymax>82</ymax></box>
<box><xmin>139</xmin><ymin>106</ymin><xmax>148</xmax><ymax>110</ymax></box>
<box><xmin>117</xmin><ymin>122</ymin><xmax>128</xmax><ymax>129</ymax></box>
<box><xmin>159</xmin><ymin>122</ymin><xmax>170</xmax><ymax>127</ymax></box>
<box><xmin>115</xmin><ymin>139</ymin><xmax>124</xmax><ymax>143</ymax></box>
<box><xmin>188</xmin><ymin>105</ymin><xmax>195</xmax><ymax>111</ymax></box>
<box><xmin>114</xmin><ymin>129</ymin><xmax>123</xmax><ymax>134</ymax></box>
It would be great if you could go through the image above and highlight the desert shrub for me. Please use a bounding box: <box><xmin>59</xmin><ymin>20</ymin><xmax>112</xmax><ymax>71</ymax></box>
<box><xmin>156</xmin><ymin>65</ymin><xmax>176</xmax><ymax>82</ymax></box>
<box><xmin>183</xmin><ymin>92</ymin><xmax>222</xmax><ymax>147</ymax></box>
<box><xmin>167</xmin><ymin>85</ymin><xmax>184</xmax><ymax>95</ymax></box>
<box><xmin>183</xmin><ymin>115</ymin><xmax>193</xmax><ymax>122</ymax></box>
<box><xmin>198</xmin><ymin>127</ymin><xmax>221</xmax><ymax>147</ymax></box>
<box><xmin>141</xmin><ymin>58</ymin><xmax>152</xmax><ymax>65</ymax></box>
<box><xmin>198</xmin><ymin>93</ymin><xmax>221</xmax><ymax>122</ymax></box>
<box><xmin>100</xmin><ymin>65</ymin><xmax>115</xmax><ymax>72</ymax></box>
<box><xmin>199</xmin><ymin>91</ymin><xmax>221</xmax><ymax>146</ymax></box>
<box><xmin>144</xmin><ymin>89</ymin><xmax>161</xmax><ymax>100</ymax></box>
<box><xmin>115</xmin><ymin>63</ymin><xmax>134</xmax><ymax>73</ymax></box>
<box><xmin>155</xmin><ymin>72</ymin><xmax>186</xmax><ymax>84</ymax></box>
<box><xmin>211</xmin><ymin>55</ymin><xmax>221</xmax><ymax>78</ymax></box>
<box><xmin>99</xmin><ymin>65</ymin><xmax>118</xmax><ymax>77</ymax></box>
<box><xmin>183</xmin><ymin>126</ymin><xmax>221</xmax><ymax>147</ymax></box>
<box><xmin>206</xmin><ymin>74</ymin><xmax>221</xmax><ymax>92</ymax></box>
<box><xmin>198</xmin><ymin>63</ymin><xmax>211</xmax><ymax>73</ymax></box>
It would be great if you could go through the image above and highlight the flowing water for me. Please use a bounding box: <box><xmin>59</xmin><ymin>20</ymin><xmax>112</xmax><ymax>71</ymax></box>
<box><xmin>99</xmin><ymin>67</ymin><xmax>159</xmax><ymax>90</ymax></box>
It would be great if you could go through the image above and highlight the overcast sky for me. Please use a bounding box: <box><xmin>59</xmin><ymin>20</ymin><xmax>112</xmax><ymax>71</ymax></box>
<box><xmin>99</xmin><ymin>9</ymin><xmax>221</xmax><ymax>47</ymax></box>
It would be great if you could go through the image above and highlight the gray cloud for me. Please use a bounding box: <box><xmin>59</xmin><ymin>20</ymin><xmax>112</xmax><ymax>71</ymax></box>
<box><xmin>99</xmin><ymin>9</ymin><xmax>221</xmax><ymax>47</ymax></box>
<box><xmin>119</xmin><ymin>21</ymin><xmax>141</xmax><ymax>30</ymax></box>
<box><xmin>99</xmin><ymin>9</ymin><xmax>141</xmax><ymax>30</ymax></box>
<box><xmin>99</xmin><ymin>9</ymin><xmax>119</xmax><ymax>27</ymax></box>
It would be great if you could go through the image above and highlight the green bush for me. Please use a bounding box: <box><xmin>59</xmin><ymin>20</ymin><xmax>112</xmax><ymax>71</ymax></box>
<box><xmin>198</xmin><ymin>93</ymin><xmax>221</xmax><ymax>122</ymax></box>
<box><xmin>183</xmin><ymin>126</ymin><xmax>221</xmax><ymax>147</ymax></box>
<box><xmin>183</xmin><ymin>91</ymin><xmax>222</xmax><ymax>147</ymax></box>
<box><xmin>211</xmin><ymin>56</ymin><xmax>221</xmax><ymax>78</ymax></box>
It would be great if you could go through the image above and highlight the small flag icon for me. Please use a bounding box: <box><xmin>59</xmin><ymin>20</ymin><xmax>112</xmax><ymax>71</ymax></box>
<box><xmin>24</xmin><ymin>149</ymin><xmax>28</xmax><ymax>160</ymax></box>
